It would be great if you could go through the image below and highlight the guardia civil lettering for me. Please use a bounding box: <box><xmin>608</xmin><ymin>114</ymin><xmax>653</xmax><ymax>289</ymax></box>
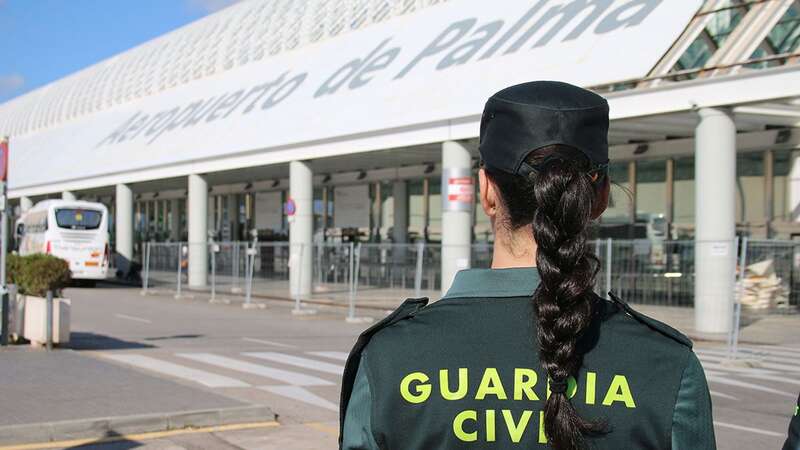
<box><xmin>96</xmin><ymin>0</ymin><xmax>662</xmax><ymax>148</ymax></box>
<box><xmin>399</xmin><ymin>368</ymin><xmax>636</xmax><ymax>444</ymax></box>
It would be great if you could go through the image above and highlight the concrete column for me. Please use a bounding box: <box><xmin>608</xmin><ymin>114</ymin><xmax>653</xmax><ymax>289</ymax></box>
<box><xmin>161</xmin><ymin>200</ymin><xmax>168</xmax><ymax>236</ymax></box>
<box><xmin>156</xmin><ymin>200</ymin><xmax>162</xmax><ymax>235</ymax></box>
<box><xmin>115</xmin><ymin>184</ymin><xmax>134</xmax><ymax>264</ymax></box>
<box><xmin>170</xmin><ymin>199</ymin><xmax>181</xmax><ymax>241</ymax></box>
<box><xmin>441</xmin><ymin>141</ymin><xmax>472</xmax><ymax>295</ymax></box>
<box><xmin>20</xmin><ymin>196</ymin><xmax>33</xmax><ymax>213</ymax></box>
<box><xmin>62</xmin><ymin>191</ymin><xmax>76</xmax><ymax>201</ymax></box>
<box><xmin>694</xmin><ymin>108</ymin><xmax>736</xmax><ymax>334</ymax></box>
<box><xmin>290</xmin><ymin>161</ymin><xmax>313</xmax><ymax>299</ymax></box>
<box><xmin>188</xmin><ymin>174</ymin><xmax>208</xmax><ymax>287</ymax></box>
<box><xmin>392</xmin><ymin>180</ymin><xmax>409</xmax><ymax>244</ymax></box>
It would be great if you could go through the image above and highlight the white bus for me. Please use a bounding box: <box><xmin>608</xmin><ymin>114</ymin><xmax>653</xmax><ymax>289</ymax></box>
<box><xmin>17</xmin><ymin>200</ymin><xmax>110</xmax><ymax>282</ymax></box>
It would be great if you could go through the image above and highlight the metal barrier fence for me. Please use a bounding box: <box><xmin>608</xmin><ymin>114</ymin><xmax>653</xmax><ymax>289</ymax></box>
<box><xmin>141</xmin><ymin>239</ymin><xmax>800</xmax><ymax>318</ymax></box>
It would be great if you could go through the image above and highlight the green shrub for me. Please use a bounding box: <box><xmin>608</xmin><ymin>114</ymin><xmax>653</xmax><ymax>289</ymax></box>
<box><xmin>6</xmin><ymin>253</ymin><xmax>71</xmax><ymax>297</ymax></box>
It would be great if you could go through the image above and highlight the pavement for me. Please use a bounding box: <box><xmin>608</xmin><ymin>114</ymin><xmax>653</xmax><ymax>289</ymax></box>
<box><xmin>633</xmin><ymin>303</ymin><xmax>800</xmax><ymax>345</ymax></box>
<box><xmin>0</xmin><ymin>283</ymin><xmax>797</xmax><ymax>449</ymax></box>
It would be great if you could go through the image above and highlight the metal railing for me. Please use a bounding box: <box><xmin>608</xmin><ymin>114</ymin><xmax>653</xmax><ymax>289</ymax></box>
<box><xmin>140</xmin><ymin>239</ymin><xmax>800</xmax><ymax>318</ymax></box>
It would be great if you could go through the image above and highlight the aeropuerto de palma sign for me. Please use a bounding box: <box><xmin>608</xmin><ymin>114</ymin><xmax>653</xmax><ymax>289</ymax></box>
<box><xmin>10</xmin><ymin>0</ymin><xmax>703</xmax><ymax>191</ymax></box>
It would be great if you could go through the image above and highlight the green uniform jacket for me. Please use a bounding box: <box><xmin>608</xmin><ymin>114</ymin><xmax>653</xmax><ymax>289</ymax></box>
<box><xmin>340</xmin><ymin>268</ymin><xmax>716</xmax><ymax>449</ymax></box>
<box><xmin>784</xmin><ymin>393</ymin><xmax>800</xmax><ymax>450</ymax></box>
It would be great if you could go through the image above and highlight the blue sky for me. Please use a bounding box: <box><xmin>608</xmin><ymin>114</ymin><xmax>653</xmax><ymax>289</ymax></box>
<box><xmin>0</xmin><ymin>0</ymin><xmax>240</xmax><ymax>104</ymax></box>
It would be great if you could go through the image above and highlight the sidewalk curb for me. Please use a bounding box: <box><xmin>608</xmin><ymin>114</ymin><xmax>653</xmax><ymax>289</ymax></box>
<box><xmin>0</xmin><ymin>404</ymin><xmax>275</xmax><ymax>446</ymax></box>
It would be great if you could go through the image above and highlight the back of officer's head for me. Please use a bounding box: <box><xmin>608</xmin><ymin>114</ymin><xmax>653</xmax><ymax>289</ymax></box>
<box><xmin>479</xmin><ymin>81</ymin><xmax>610</xmax><ymax>450</ymax></box>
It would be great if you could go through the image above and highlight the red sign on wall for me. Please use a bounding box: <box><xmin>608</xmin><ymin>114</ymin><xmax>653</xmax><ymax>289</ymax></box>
<box><xmin>447</xmin><ymin>177</ymin><xmax>474</xmax><ymax>203</ymax></box>
<box><xmin>442</xmin><ymin>168</ymin><xmax>474</xmax><ymax>212</ymax></box>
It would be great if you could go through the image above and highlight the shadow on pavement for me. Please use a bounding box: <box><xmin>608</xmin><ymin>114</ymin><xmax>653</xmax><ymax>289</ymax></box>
<box><xmin>143</xmin><ymin>334</ymin><xmax>204</xmax><ymax>341</ymax></box>
<box><xmin>65</xmin><ymin>430</ymin><xmax>143</xmax><ymax>449</ymax></box>
<box><xmin>68</xmin><ymin>332</ymin><xmax>156</xmax><ymax>350</ymax></box>
<box><xmin>95</xmin><ymin>280</ymin><xmax>143</xmax><ymax>289</ymax></box>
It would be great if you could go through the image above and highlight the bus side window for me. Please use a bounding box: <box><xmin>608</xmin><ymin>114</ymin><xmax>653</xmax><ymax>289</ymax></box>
<box><xmin>16</xmin><ymin>223</ymin><xmax>24</xmax><ymax>237</ymax></box>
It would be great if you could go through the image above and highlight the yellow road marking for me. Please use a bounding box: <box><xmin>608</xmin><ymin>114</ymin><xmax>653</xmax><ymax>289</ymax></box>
<box><xmin>0</xmin><ymin>421</ymin><xmax>280</xmax><ymax>450</ymax></box>
<box><xmin>304</xmin><ymin>422</ymin><xmax>339</xmax><ymax>436</ymax></box>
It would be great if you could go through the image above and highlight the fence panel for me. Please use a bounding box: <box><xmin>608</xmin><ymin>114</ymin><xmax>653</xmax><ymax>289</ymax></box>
<box><xmin>352</xmin><ymin>243</ymin><xmax>425</xmax><ymax>311</ymax></box>
<box><xmin>311</xmin><ymin>242</ymin><xmax>354</xmax><ymax>305</ymax></box>
<box><xmin>247</xmin><ymin>242</ymin><xmax>292</xmax><ymax>302</ymax></box>
<box><xmin>210</xmin><ymin>241</ymin><xmax>248</xmax><ymax>295</ymax></box>
<box><xmin>142</xmin><ymin>242</ymin><xmax>183</xmax><ymax>294</ymax></box>
<box><xmin>597</xmin><ymin>240</ymin><xmax>696</xmax><ymax>307</ymax></box>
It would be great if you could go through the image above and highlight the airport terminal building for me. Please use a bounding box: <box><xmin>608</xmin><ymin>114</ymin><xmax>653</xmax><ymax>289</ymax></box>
<box><xmin>1</xmin><ymin>0</ymin><xmax>799</xmax><ymax>333</ymax></box>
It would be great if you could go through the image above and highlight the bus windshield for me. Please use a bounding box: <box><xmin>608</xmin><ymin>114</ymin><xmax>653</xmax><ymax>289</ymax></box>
<box><xmin>55</xmin><ymin>208</ymin><xmax>102</xmax><ymax>230</ymax></box>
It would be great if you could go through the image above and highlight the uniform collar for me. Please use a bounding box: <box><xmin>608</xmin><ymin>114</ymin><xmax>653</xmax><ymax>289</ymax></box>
<box><xmin>441</xmin><ymin>267</ymin><xmax>540</xmax><ymax>300</ymax></box>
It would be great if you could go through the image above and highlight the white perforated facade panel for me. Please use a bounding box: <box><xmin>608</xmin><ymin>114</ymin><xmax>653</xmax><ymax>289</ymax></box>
<box><xmin>0</xmin><ymin>0</ymin><xmax>451</xmax><ymax>137</ymax></box>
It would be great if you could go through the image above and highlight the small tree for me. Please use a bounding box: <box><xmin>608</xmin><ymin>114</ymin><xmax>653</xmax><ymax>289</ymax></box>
<box><xmin>7</xmin><ymin>254</ymin><xmax>71</xmax><ymax>297</ymax></box>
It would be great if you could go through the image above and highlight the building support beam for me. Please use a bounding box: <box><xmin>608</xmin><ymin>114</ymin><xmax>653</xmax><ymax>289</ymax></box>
<box><xmin>170</xmin><ymin>198</ymin><xmax>181</xmax><ymax>241</ymax></box>
<box><xmin>392</xmin><ymin>180</ymin><xmax>409</xmax><ymax>244</ymax></box>
<box><xmin>228</xmin><ymin>194</ymin><xmax>240</xmax><ymax>242</ymax></box>
<box><xmin>665</xmin><ymin>158</ymin><xmax>675</xmax><ymax>233</ymax></box>
<box><xmin>628</xmin><ymin>161</ymin><xmax>637</xmax><ymax>225</ymax></box>
<box><xmin>115</xmin><ymin>184</ymin><xmax>134</xmax><ymax>266</ymax></box>
<box><xmin>694</xmin><ymin>108</ymin><xmax>737</xmax><ymax>334</ymax></box>
<box><xmin>290</xmin><ymin>161</ymin><xmax>313</xmax><ymax>300</ymax></box>
<box><xmin>764</xmin><ymin>149</ymin><xmax>774</xmax><ymax>238</ymax></box>
<box><xmin>441</xmin><ymin>141</ymin><xmax>472</xmax><ymax>295</ymax></box>
<box><xmin>188</xmin><ymin>174</ymin><xmax>208</xmax><ymax>287</ymax></box>
<box><xmin>161</xmin><ymin>200</ymin><xmax>168</xmax><ymax>236</ymax></box>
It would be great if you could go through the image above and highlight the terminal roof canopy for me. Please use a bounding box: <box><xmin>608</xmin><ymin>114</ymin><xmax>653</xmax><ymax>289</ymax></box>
<box><xmin>5</xmin><ymin>0</ymin><xmax>798</xmax><ymax>197</ymax></box>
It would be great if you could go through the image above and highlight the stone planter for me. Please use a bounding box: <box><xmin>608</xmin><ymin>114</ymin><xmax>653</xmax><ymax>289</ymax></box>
<box><xmin>22</xmin><ymin>295</ymin><xmax>71</xmax><ymax>346</ymax></box>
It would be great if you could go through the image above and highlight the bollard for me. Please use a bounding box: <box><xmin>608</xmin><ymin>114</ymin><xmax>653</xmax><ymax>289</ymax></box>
<box><xmin>46</xmin><ymin>290</ymin><xmax>53</xmax><ymax>351</ymax></box>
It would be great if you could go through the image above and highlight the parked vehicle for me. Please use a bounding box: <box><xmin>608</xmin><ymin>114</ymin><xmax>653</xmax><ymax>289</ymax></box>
<box><xmin>17</xmin><ymin>200</ymin><xmax>110</xmax><ymax>282</ymax></box>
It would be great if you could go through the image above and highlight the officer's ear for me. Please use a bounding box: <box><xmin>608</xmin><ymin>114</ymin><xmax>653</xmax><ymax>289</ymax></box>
<box><xmin>479</xmin><ymin>168</ymin><xmax>498</xmax><ymax>219</ymax></box>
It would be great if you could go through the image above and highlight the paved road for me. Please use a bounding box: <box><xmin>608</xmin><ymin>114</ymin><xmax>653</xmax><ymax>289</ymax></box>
<box><xmin>42</xmin><ymin>285</ymin><xmax>798</xmax><ymax>449</ymax></box>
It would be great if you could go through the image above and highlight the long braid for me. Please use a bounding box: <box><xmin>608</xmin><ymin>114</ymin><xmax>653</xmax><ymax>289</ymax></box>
<box><xmin>531</xmin><ymin>155</ymin><xmax>604</xmax><ymax>450</ymax></box>
<box><xmin>486</xmin><ymin>145</ymin><xmax>606</xmax><ymax>450</ymax></box>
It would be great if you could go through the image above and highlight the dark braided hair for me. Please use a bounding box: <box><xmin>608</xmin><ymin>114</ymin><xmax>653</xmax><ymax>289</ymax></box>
<box><xmin>485</xmin><ymin>145</ymin><xmax>607</xmax><ymax>450</ymax></box>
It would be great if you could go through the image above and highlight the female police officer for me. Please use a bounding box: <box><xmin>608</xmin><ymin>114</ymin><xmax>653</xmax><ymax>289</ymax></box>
<box><xmin>339</xmin><ymin>81</ymin><xmax>715</xmax><ymax>450</ymax></box>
